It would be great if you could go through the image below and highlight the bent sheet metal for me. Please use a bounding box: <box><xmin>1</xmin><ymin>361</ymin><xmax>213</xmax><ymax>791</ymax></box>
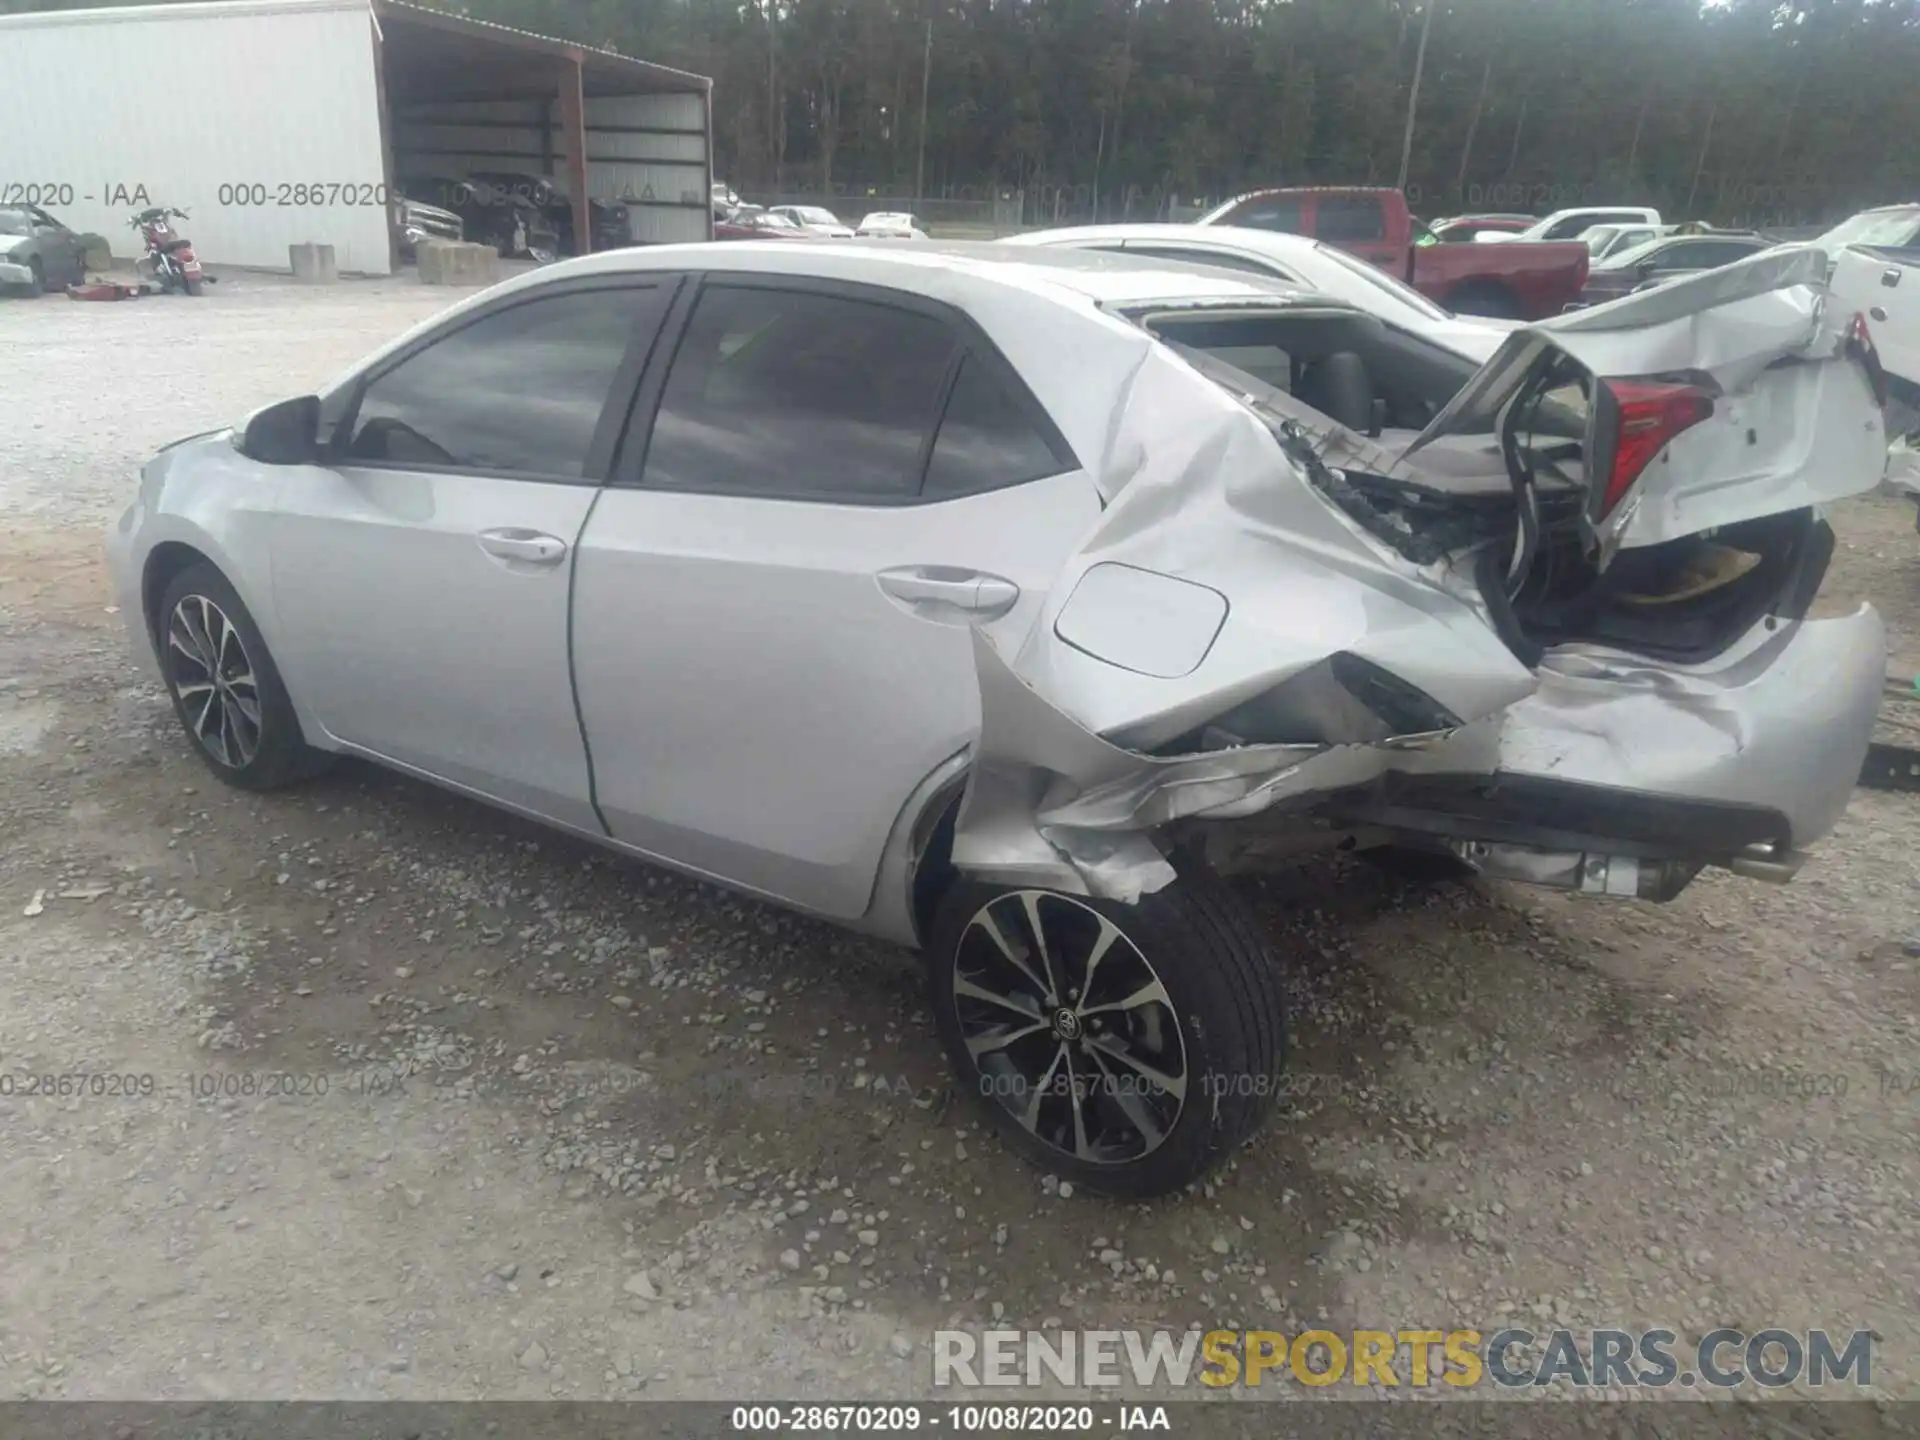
<box><xmin>950</xmin><ymin>244</ymin><xmax>1894</xmax><ymax>903</ymax></box>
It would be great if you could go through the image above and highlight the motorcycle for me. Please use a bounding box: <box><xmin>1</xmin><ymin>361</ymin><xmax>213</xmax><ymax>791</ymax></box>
<box><xmin>132</xmin><ymin>206</ymin><xmax>209</xmax><ymax>295</ymax></box>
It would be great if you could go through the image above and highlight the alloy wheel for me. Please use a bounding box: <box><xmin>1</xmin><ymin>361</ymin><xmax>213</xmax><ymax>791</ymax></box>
<box><xmin>166</xmin><ymin>594</ymin><xmax>262</xmax><ymax>769</ymax></box>
<box><xmin>951</xmin><ymin>890</ymin><xmax>1188</xmax><ymax>1165</ymax></box>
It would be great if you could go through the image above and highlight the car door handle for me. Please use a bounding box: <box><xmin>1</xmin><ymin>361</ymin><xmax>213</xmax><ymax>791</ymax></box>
<box><xmin>876</xmin><ymin>566</ymin><xmax>1020</xmax><ymax>621</ymax></box>
<box><xmin>477</xmin><ymin>528</ymin><xmax>568</xmax><ymax>565</ymax></box>
<box><xmin>1883</xmin><ymin>268</ymin><xmax>1902</xmax><ymax>289</ymax></box>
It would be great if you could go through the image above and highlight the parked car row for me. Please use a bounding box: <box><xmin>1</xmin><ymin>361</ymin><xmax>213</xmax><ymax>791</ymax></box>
<box><xmin>1195</xmin><ymin>186</ymin><xmax>1591</xmax><ymax>319</ymax></box>
<box><xmin>0</xmin><ymin>202</ymin><xmax>88</xmax><ymax>292</ymax></box>
<box><xmin>1570</xmin><ymin>229</ymin><xmax>1773</xmax><ymax>306</ymax></box>
<box><xmin>396</xmin><ymin>172</ymin><xmax>631</xmax><ymax>263</ymax></box>
<box><xmin>711</xmin><ymin>190</ymin><xmax>929</xmax><ymax>242</ymax></box>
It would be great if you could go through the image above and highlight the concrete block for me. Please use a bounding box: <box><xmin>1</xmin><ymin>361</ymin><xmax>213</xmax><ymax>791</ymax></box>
<box><xmin>289</xmin><ymin>243</ymin><xmax>338</xmax><ymax>284</ymax></box>
<box><xmin>416</xmin><ymin>240</ymin><xmax>500</xmax><ymax>287</ymax></box>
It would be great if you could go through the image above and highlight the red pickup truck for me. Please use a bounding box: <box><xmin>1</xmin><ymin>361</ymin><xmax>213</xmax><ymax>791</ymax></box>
<box><xmin>1198</xmin><ymin>186</ymin><xmax>1589</xmax><ymax>320</ymax></box>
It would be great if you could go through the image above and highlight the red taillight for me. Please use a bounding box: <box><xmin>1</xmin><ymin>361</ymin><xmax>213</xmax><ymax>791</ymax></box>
<box><xmin>1845</xmin><ymin>311</ymin><xmax>1889</xmax><ymax>408</ymax></box>
<box><xmin>1596</xmin><ymin>378</ymin><xmax>1715</xmax><ymax>517</ymax></box>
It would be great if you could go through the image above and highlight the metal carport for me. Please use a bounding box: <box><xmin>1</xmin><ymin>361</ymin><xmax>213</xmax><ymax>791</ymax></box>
<box><xmin>0</xmin><ymin>0</ymin><xmax>711</xmax><ymax>276</ymax></box>
<box><xmin>376</xmin><ymin>0</ymin><xmax>714</xmax><ymax>261</ymax></box>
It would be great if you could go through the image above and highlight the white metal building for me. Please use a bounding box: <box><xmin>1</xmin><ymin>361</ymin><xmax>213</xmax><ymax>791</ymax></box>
<box><xmin>0</xmin><ymin>0</ymin><xmax>712</xmax><ymax>276</ymax></box>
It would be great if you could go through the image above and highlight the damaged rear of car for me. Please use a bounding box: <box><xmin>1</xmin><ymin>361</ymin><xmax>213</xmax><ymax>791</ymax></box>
<box><xmin>933</xmin><ymin>245</ymin><xmax>1892</xmax><ymax>1193</ymax></box>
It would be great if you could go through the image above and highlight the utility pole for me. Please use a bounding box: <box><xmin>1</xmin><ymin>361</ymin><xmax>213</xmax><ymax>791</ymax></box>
<box><xmin>915</xmin><ymin>17</ymin><xmax>932</xmax><ymax>206</ymax></box>
<box><xmin>1396</xmin><ymin>0</ymin><xmax>1436</xmax><ymax>194</ymax></box>
<box><xmin>1685</xmin><ymin>90</ymin><xmax>1718</xmax><ymax>217</ymax></box>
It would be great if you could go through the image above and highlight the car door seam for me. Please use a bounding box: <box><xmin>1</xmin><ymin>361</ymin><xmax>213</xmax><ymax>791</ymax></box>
<box><xmin>564</xmin><ymin>481</ymin><xmax>616</xmax><ymax>839</ymax></box>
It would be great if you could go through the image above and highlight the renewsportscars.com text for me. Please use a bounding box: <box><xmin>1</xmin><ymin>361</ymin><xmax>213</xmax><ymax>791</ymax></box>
<box><xmin>932</xmin><ymin>1327</ymin><xmax>1874</xmax><ymax>1389</ymax></box>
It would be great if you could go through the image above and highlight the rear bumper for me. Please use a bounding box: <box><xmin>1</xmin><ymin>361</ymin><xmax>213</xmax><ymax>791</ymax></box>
<box><xmin>1328</xmin><ymin>606</ymin><xmax>1885</xmax><ymax>858</ymax></box>
<box><xmin>0</xmin><ymin>259</ymin><xmax>35</xmax><ymax>285</ymax></box>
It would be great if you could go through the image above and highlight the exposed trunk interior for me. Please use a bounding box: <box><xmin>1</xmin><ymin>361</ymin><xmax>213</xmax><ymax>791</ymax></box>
<box><xmin>1140</xmin><ymin>305</ymin><xmax>1833</xmax><ymax>675</ymax></box>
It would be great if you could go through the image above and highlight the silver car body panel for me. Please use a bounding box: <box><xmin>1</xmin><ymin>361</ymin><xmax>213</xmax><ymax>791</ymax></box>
<box><xmin>107</xmin><ymin>239</ymin><xmax>1890</xmax><ymax>938</ymax></box>
<box><xmin>571</xmin><ymin>471</ymin><xmax>1102</xmax><ymax>919</ymax></box>
<box><xmin>267</xmin><ymin>463</ymin><xmax>602</xmax><ymax>832</ymax></box>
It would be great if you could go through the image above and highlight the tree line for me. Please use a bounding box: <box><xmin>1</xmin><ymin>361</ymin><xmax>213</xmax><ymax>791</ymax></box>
<box><xmin>475</xmin><ymin>0</ymin><xmax>1920</xmax><ymax>225</ymax></box>
<box><xmin>7</xmin><ymin>0</ymin><xmax>1915</xmax><ymax>224</ymax></box>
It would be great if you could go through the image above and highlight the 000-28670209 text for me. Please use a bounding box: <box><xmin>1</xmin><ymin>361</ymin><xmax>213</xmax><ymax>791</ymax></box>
<box><xmin>729</xmin><ymin>1405</ymin><xmax>1127</xmax><ymax>1432</ymax></box>
<box><xmin>0</xmin><ymin>1070</ymin><xmax>410</xmax><ymax>1102</ymax></box>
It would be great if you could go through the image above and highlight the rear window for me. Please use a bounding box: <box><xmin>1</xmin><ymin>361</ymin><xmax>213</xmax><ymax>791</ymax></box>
<box><xmin>1316</xmin><ymin>196</ymin><xmax>1386</xmax><ymax>243</ymax></box>
<box><xmin>0</xmin><ymin>209</ymin><xmax>32</xmax><ymax>237</ymax></box>
<box><xmin>1223</xmin><ymin>196</ymin><xmax>1305</xmax><ymax>235</ymax></box>
<box><xmin>1545</xmin><ymin>210</ymin><xmax>1647</xmax><ymax>239</ymax></box>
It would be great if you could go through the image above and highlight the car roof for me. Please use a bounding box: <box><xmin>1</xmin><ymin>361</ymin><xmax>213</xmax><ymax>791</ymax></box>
<box><xmin>1225</xmin><ymin>186</ymin><xmax>1400</xmax><ymax>199</ymax></box>
<box><xmin>494</xmin><ymin>237</ymin><xmax>1310</xmax><ymax>312</ymax></box>
<box><xmin>1010</xmin><ymin>222</ymin><xmax>1323</xmax><ymax>255</ymax></box>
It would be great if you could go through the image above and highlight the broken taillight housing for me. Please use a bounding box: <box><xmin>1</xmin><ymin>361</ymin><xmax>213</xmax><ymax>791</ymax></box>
<box><xmin>1591</xmin><ymin>378</ymin><xmax>1716</xmax><ymax>520</ymax></box>
<box><xmin>1844</xmin><ymin>311</ymin><xmax>1889</xmax><ymax>408</ymax></box>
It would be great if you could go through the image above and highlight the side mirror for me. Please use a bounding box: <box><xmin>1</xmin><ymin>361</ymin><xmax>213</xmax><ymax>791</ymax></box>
<box><xmin>1635</xmin><ymin>259</ymin><xmax>1658</xmax><ymax>280</ymax></box>
<box><xmin>237</xmin><ymin>395</ymin><xmax>320</xmax><ymax>465</ymax></box>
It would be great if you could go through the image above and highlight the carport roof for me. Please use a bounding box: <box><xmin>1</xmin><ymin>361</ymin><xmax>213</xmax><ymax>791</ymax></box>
<box><xmin>375</xmin><ymin>0</ymin><xmax>711</xmax><ymax>99</ymax></box>
<box><xmin>0</xmin><ymin>0</ymin><xmax>710</xmax><ymax>99</ymax></box>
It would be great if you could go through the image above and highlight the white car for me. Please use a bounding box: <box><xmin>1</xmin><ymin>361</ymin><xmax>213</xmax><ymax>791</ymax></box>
<box><xmin>1831</xmin><ymin>242</ymin><xmax>1920</xmax><ymax>518</ymax></box>
<box><xmin>770</xmin><ymin>205</ymin><xmax>856</xmax><ymax>239</ymax></box>
<box><xmin>1579</xmin><ymin>222</ymin><xmax>1670</xmax><ymax>263</ymax></box>
<box><xmin>1004</xmin><ymin>223</ymin><xmax>1518</xmax><ymax>361</ymax></box>
<box><xmin>1809</xmin><ymin>203</ymin><xmax>1920</xmax><ymax>257</ymax></box>
<box><xmin>1478</xmin><ymin>207</ymin><xmax>1663</xmax><ymax>243</ymax></box>
<box><xmin>858</xmin><ymin>212</ymin><xmax>928</xmax><ymax>240</ymax></box>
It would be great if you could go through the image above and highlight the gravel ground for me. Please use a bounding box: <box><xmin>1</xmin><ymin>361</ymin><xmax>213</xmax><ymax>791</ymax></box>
<box><xmin>3</xmin><ymin>273</ymin><xmax>1920</xmax><ymax>1412</ymax></box>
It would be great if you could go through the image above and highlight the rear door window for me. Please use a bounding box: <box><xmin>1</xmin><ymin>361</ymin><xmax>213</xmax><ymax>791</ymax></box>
<box><xmin>923</xmin><ymin>354</ymin><xmax>1066</xmax><ymax>499</ymax></box>
<box><xmin>1647</xmin><ymin>240</ymin><xmax>1757</xmax><ymax>272</ymax></box>
<box><xmin>1315</xmin><ymin>197</ymin><xmax>1387</xmax><ymax>243</ymax></box>
<box><xmin>1683</xmin><ymin>240</ymin><xmax>1766</xmax><ymax>267</ymax></box>
<box><xmin>1225</xmin><ymin>196</ymin><xmax>1306</xmax><ymax>235</ymax></box>
<box><xmin>1547</xmin><ymin>211</ymin><xmax>1644</xmax><ymax>239</ymax></box>
<box><xmin>640</xmin><ymin>284</ymin><xmax>957</xmax><ymax>501</ymax></box>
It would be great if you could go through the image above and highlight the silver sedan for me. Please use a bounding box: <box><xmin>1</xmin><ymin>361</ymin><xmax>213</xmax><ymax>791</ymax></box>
<box><xmin>108</xmin><ymin>241</ymin><xmax>1890</xmax><ymax>1195</ymax></box>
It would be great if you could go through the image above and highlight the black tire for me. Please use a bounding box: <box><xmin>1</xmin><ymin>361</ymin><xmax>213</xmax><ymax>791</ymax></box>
<box><xmin>1448</xmin><ymin>282</ymin><xmax>1522</xmax><ymax>319</ymax></box>
<box><xmin>1357</xmin><ymin>843</ymin><xmax>1476</xmax><ymax>884</ymax></box>
<box><xmin>155</xmin><ymin>562</ymin><xmax>332</xmax><ymax>790</ymax></box>
<box><xmin>928</xmin><ymin>869</ymin><xmax>1286</xmax><ymax>1198</ymax></box>
<box><xmin>22</xmin><ymin>256</ymin><xmax>44</xmax><ymax>297</ymax></box>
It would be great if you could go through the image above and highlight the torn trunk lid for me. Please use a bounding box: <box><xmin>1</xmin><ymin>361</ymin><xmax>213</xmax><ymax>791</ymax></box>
<box><xmin>1398</xmin><ymin>245</ymin><xmax>1892</xmax><ymax>560</ymax></box>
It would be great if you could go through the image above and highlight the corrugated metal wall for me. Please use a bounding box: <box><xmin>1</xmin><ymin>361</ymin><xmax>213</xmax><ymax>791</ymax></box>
<box><xmin>391</xmin><ymin>92</ymin><xmax>709</xmax><ymax>245</ymax></box>
<box><xmin>0</xmin><ymin>0</ymin><xmax>392</xmax><ymax>274</ymax></box>
<box><xmin>587</xmin><ymin>94</ymin><xmax>709</xmax><ymax>244</ymax></box>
